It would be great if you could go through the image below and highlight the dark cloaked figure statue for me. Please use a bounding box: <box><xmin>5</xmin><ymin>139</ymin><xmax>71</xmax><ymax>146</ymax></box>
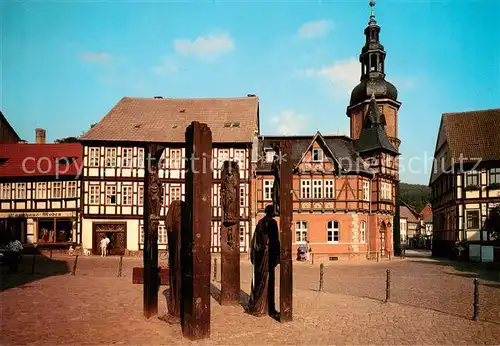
<box><xmin>248</xmin><ymin>205</ymin><xmax>280</xmax><ymax>316</ymax></box>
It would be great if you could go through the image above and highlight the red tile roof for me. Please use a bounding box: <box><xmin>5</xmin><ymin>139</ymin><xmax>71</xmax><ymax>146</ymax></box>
<box><xmin>420</xmin><ymin>204</ymin><xmax>433</xmax><ymax>222</ymax></box>
<box><xmin>0</xmin><ymin>143</ymin><xmax>82</xmax><ymax>178</ymax></box>
<box><xmin>80</xmin><ymin>96</ymin><xmax>260</xmax><ymax>143</ymax></box>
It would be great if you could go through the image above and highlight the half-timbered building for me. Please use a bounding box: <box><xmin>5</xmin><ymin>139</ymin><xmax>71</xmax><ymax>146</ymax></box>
<box><xmin>430</xmin><ymin>108</ymin><xmax>500</xmax><ymax>260</ymax></box>
<box><xmin>79</xmin><ymin>95</ymin><xmax>259</xmax><ymax>255</ymax></box>
<box><xmin>0</xmin><ymin>141</ymin><xmax>83</xmax><ymax>248</ymax></box>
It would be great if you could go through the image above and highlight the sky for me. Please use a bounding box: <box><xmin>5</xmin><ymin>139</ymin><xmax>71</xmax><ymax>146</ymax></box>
<box><xmin>2</xmin><ymin>0</ymin><xmax>499</xmax><ymax>185</ymax></box>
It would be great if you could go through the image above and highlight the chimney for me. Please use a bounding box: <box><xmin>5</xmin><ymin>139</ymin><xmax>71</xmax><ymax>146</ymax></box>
<box><xmin>247</xmin><ymin>94</ymin><xmax>256</xmax><ymax>97</ymax></box>
<box><xmin>35</xmin><ymin>128</ymin><xmax>46</xmax><ymax>144</ymax></box>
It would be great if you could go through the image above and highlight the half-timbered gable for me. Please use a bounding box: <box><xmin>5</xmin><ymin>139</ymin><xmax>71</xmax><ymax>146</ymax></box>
<box><xmin>79</xmin><ymin>95</ymin><xmax>259</xmax><ymax>255</ymax></box>
<box><xmin>0</xmin><ymin>111</ymin><xmax>22</xmax><ymax>144</ymax></box>
<box><xmin>0</xmin><ymin>143</ymin><xmax>82</xmax><ymax>247</ymax></box>
<box><xmin>430</xmin><ymin>108</ymin><xmax>500</xmax><ymax>259</ymax></box>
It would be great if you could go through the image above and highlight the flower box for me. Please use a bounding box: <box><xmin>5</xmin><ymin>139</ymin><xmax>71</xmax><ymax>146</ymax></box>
<box><xmin>464</xmin><ymin>185</ymin><xmax>480</xmax><ymax>191</ymax></box>
<box><xmin>486</xmin><ymin>183</ymin><xmax>500</xmax><ymax>190</ymax></box>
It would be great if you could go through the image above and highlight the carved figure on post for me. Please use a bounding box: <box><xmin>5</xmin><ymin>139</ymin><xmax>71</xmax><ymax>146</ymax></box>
<box><xmin>221</xmin><ymin>161</ymin><xmax>239</xmax><ymax>226</ymax></box>
<box><xmin>248</xmin><ymin>205</ymin><xmax>280</xmax><ymax>317</ymax></box>
<box><xmin>271</xmin><ymin>144</ymin><xmax>281</xmax><ymax>216</ymax></box>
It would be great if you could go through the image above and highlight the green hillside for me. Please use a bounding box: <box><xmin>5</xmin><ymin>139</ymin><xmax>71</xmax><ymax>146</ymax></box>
<box><xmin>399</xmin><ymin>182</ymin><xmax>431</xmax><ymax>212</ymax></box>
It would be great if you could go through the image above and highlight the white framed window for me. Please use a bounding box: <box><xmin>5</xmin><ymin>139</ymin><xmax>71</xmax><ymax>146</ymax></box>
<box><xmin>327</xmin><ymin>220</ymin><xmax>340</xmax><ymax>243</ymax></box>
<box><xmin>89</xmin><ymin>185</ymin><xmax>100</xmax><ymax>205</ymax></box>
<box><xmin>52</xmin><ymin>182</ymin><xmax>62</xmax><ymax>199</ymax></box>
<box><xmin>0</xmin><ymin>183</ymin><xmax>11</xmax><ymax>199</ymax></box>
<box><xmin>138</xmin><ymin>148</ymin><xmax>145</xmax><ymax>168</ymax></box>
<box><xmin>240</xmin><ymin>186</ymin><xmax>245</xmax><ymax>207</ymax></box>
<box><xmin>15</xmin><ymin>183</ymin><xmax>26</xmax><ymax>199</ymax></box>
<box><xmin>106</xmin><ymin>185</ymin><xmax>117</xmax><ymax>205</ymax></box>
<box><xmin>122</xmin><ymin>148</ymin><xmax>133</xmax><ymax>168</ymax></box>
<box><xmin>89</xmin><ymin>147</ymin><xmax>100</xmax><ymax>167</ymax></box>
<box><xmin>140</xmin><ymin>225</ymin><xmax>145</xmax><ymax>244</ymax></box>
<box><xmin>465</xmin><ymin>170</ymin><xmax>480</xmax><ymax>187</ymax></box>
<box><xmin>36</xmin><ymin>182</ymin><xmax>47</xmax><ymax>199</ymax></box>
<box><xmin>300</xmin><ymin>179</ymin><xmax>311</xmax><ymax>199</ymax></box>
<box><xmin>363</xmin><ymin>180</ymin><xmax>370</xmax><ymax>201</ymax></box>
<box><xmin>235</xmin><ymin>149</ymin><xmax>246</xmax><ymax>169</ymax></box>
<box><xmin>466</xmin><ymin>210</ymin><xmax>480</xmax><ymax>230</ymax></box>
<box><xmin>105</xmin><ymin>148</ymin><xmax>117</xmax><ymax>167</ymax></box>
<box><xmin>360</xmin><ymin>221</ymin><xmax>366</xmax><ymax>243</ymax></box>
<box><xmin>240</xmin><ymin>224</ymin><xmax>245</xmax><ymax>246</ymax></box>
<box><xmin>381</xmin><ymin>182</ymin><xmax>392</xmax><ymax>200</ymax></box>
<box><xmin>122</xmin><ymin>185</ymin><xmax>132</xmax><ymax>205</ymax></box>
<box><xmin>170</xmin><ymin>186</ymin><xmax>181</xmax><ymax>203</ymax></box>
<box><xmin>158</xmin><ymin>224</ymin><xmax>167</xmax><ymax>244</ymax></box>
<box><xmin>488</xmin><ymin>168</ymin><xmax>500</xmax><ymax>184</ymax></box>
<box><xmin>324</xmin><ymin>179</ymin><xmax>335</xmax><ymax>199</ymax></box>
<box><xmin>265</xmin><ymin>149</ymin><xmax>275</xmax><ymax>163</ymax></box>
<box><xmin>217</xmin><ymin>149</ymin><xmax>229</xmax><ymax>169</ymax></box>
<box><xmin>313</xmin><ymin>179</ymin><xmax>323</xmax><ymax>199</ymax></box>
<box><xmin>170</xmin><ymin>149</ymin><xmax>182</xmax><ymax>169</ymax></box>
<box><xmin>263</xmin><ymin>179</ymin><xmax>273</xmax><ymax>200</ymax></box>
<box><xmin>295</xmin><ymin>221</ymin><xmax>308</xmax><ymax>243</ymax></box>
<box><xmin>312</xmin><ymin>148</ymin><xmax>323</xmax><ymax>162</ymax></box>
<box><xmin>67</xmin><ymin>181</ymin><xmax>77</xmax><ymax>198</ymax></box>
<box><xmin>138</xmin><ymin>185</ymin><xmax>144</xmax><ymax>205</ymax></box>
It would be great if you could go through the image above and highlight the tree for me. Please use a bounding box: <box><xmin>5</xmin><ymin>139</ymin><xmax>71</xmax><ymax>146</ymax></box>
<box><xmin>54</xmin><ymin>137</ymin><xmax>79</xmax><ymax>143</ymax></box>
<box><xmin>483</xmin><ymin>206</ymin><xmax>500</xmax><ymax>244</ymax></box>
<box><xmin>399</xmin><ymin>183</ymin><xmax>431</xmax><ymax>212</ymax></box>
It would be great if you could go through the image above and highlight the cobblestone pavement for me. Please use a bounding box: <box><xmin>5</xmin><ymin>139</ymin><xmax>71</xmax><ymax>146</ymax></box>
<box><xmin>1</xmin><ymin>255</ymin><xmax>499</xmax><ymax>345</ymax></box>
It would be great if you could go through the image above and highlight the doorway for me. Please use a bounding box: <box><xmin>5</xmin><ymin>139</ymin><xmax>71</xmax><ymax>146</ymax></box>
<box><xmin>92</xmin><ymin>222</ymin><xmax>126</xmax><ymax>255</ymax></box>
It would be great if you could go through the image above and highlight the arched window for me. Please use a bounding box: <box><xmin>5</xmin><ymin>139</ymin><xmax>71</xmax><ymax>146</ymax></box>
<box><xmin>360</xmin><ymin>221</ymin><xmax>366</xmax><ymax>243</ymax></box>
<box><xmin>295</xmin><ymin>221</ymin><xmax>308</xmax><ymax>243</ymax></box>
<box><xmin>327</xmin><ymin>221</ymin><xmax>340</xmax><ymax>243</ymax></box>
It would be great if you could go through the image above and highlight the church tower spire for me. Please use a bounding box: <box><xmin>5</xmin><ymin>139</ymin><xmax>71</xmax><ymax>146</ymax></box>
<box><xmin>347</xmin><ymin>0</ymin><xmax>401</xmax><ymax>151</ymax></box>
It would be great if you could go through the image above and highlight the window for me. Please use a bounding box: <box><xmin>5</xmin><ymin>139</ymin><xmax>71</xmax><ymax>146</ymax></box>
<box><xmin>37</xmin><ymin>219</ymin><xmax>73</xmax><ymax>243</ymax></box>
<box><xmin>489</xmin><ymin>168</ymin><xmax>500</xmax><ymax>184</ymax></box>
<box><xmin>122</xmin><ymin>185</ymin><xmax>132</xmax><ymax>205</ymax></box>
<box><xmin>36</xmin><ymin>182</ymin><xmax>47</xmax><ymax>199</ymax></box>
<box><xmin>240</xmin><ymin>225</ymin><xmax>245</xmax><ymax>246</ymax></box>
<box><xmin>52</xmin><ymin>182</ymin><xmax>62</xmax><ymax>199</ymax></box>
<box><xmin>300</xmin><ymin>180</ymin><xmax>311</xmax><ymax>199</ymax></box>
<box><xmin>265</xmin><ymin>149</ymin><xmax>275</xmax><ymax>163</ymax></box>
<box><xmin>138</xmin><ymin>148</ymin><xmax>145</xmax><ymax>168</ymax></box>
<box><xmin>327</xmin><ymin>221</ymin><xmax>340</xmax><ymax>243</ymax></box>
<box><xmin>170</xmin><ymin>186</ymin><xmax>181</xmax><ymax>203</ymax></box>
<box><xmin>360</xmin><ymin>221</ymin><xmax>366</xmax><ymax>243</ymax></box>
<box><xmin>263</xmin><ymin>179</ymin><xmax>273</xmax><ymax>200</ymax></box>
<box><xmin>363</xmin><ymin>180</ymin><xmax>370</xmax><ymax>201</ymax></box>
<box><xmin>466</xmin><ymin>210</ymin><xmax>480</xmax><ymax>230</ymax></box>
<box><xmin>106</xmin><ymin>185</ymin><xmax>117</xmax><ymax>205</ymax></box>
<box><xmin>140</xmin><ymin>225</ymin><xmax>145</xmax><ymax>244</ymax></box>
<box><xmin>324</xmin><ymin>179</ymin><xmax>334</xmax><ymax>198</ymax></box>
<box><xmin>158</xmin><ymin>224</ymin><xmax>167</xmax><ymax>244</ymax></box>
<box><xmin>89</xmin><ymin>147</ymin><xmax>100</xmax><ymax>167</ymax></box>
<box><xmin>138</xmin><ymin>185</ymin><xmax>144</xmax><ymax>205</ymax></box>
<box><xmin>313</xmin><ymin>180</ymin><xmax>323</xmax><ymax>199</ymax></box>
<box><xmin>235</xmin><ymin>149</ymin><xmax>245</xmax><ymax>168</ymax></box>
<box><xmin>381</xmin><ymin>182</ymin><xmax>392</xmax><ymax>200</ymax></box>
<box><xmin>122</xmin><ymin>148</ymin><xmax>133</xmax><ymax>168</ymax></box>
<box><xmin>0</xmin><ymin>183</ymin><xmax>10</xmax><ymax>199</ymax></box>
<box><xmin>89</xmin><ymin>185</ymin><xmax>100</xmax><ymax>205</ymax></box>
<box><xmin>170</xmin><ymin>149</ymin><xmax>182</xmax><ymax>169</ymax></box>
<box><xmin>217</xmin><ymin>149</ymin><xmax>229</xmax><ymax>169</ymax></box>
<box><xmin>240</xmin><ymin>186</ymin><xmax>245</xmax><ymax>206</ymax></box>
<box><xmin>295</xmin><ymin>221</ymin><xmax>308</xmax><ymax>243</ymax></box>
<box><xmin>465</xmin><ymin>170</ymin><xmax>479</xmax><ymax>186</ymax></box>
<box><xmin>105</xmin><ymin>148</ymin><xmax>117</xmax><ymax>167</ymax></box>
<box><xmin>67</xmin><ymin>181</ymin><xmax>77</xmax><ymax>198</ymax></box>
<box><xmin>312</xmin><ymin>148</ymin><xmax>323</xmax><ymax>162</ymax></box>
<box><xmin>15</xmin><ymin>183</ymin><xmax>26</xmax><ymax>199</ymax></box>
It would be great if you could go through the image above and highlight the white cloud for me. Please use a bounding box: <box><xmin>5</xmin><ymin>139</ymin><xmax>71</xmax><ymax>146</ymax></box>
<box><xmin>173</xmin><ymin>33</ymin><xmax>234</xmax><ymax>60</ymax></box>
<box><xmin>298</xmin><ymin>20</ymin><xmax>332</xmax><ymax>39</ymax></box>
<box><xmin>305</xmin><ymin>58</ymin><xmax>360</xmax><ymax>95</ymax></box>
<box><xmin>271</xmin><ymin>110</ymin><xmax>310</xmax><ymax>135</ymax></box>
<box><xmin>80</xmin><ymin>52</ymin><xmax>111</xmax><ymax>63</ymax></box>
<box><xmin>152</xmin><ymin>56</ymin><xmax>178</xmax><ymax>76</ymax></box>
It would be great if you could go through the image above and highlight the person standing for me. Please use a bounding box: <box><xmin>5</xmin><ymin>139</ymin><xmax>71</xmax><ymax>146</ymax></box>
<box><xmin>248</xmin><ymin>205</ymin><xmax>280</xmax><ymax>317</ymax></box>
<box><xmin>100</xmin><ymin>236</ymin><xmax>108</xmax><ymax>257</ymax></box>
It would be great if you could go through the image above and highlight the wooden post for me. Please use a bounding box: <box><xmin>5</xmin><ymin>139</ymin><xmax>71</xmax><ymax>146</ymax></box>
<box><xmin>473</xmin><ymin>278</ymin><xmax>479</xmax><ymax>321</ymax></box>
<box><xmin>319</xmin><ymin>263</ymin><xmax>324</xmax><ymax>292</ymax></box>
<box><xmin>213</xmin><ymin>258</ymin><xmax>217</xmax><ymax>282</ymax></box>
<box><xmin>143</xmin><ymin>143</ymin><xmax>165</xmax><ymax>318</ymax></box>
<box><xmin>385</xmin><ymin>269</ymin><xmax>391</xmax><ymax>302</ymax></box>
<box><xmin>220</xmin><ymin>161</ymin><xmax>240</xmax><ymax>306</ymax></box>
<box><xmin>71</xmin><ymin>255</ymin><xmax>78</xmax><ymax>276</ymax></box>
<box><xmin>118</xmin><ymin>255</ymin><xmax>123</xmax><ymax>277</ymax></box>
<box><xmin>279</xmin><ymin>140</ymin><xmax>293</xmax><ymax>323</ymax></box>
<box><xmin>181</xmin><ymin>121</ymin><xmax>212</xmax><ymax>340</ymax></box>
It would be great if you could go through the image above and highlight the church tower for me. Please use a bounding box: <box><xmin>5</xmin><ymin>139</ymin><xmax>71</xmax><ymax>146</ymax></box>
<box><xmin>347</xmin><ymin>0</ymin><xmax>401</xmax><ymax>152</ymax></box>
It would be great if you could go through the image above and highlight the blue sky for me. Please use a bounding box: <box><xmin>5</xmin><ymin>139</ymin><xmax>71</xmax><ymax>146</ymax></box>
<box><xmin>2</xmin><ymin>0</ymin><xmax>499</xmax><ymax>184</ymax></box>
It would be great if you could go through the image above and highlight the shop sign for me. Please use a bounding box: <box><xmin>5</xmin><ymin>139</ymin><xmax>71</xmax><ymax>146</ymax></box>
<box><xmin>0</xmin><ymin>211</ymin><xmax>76</xmax><ymax>218</ymax></box>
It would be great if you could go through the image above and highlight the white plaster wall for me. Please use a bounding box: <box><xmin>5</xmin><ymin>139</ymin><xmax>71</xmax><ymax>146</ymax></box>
<box><xmin>127</xmin><ymin>219</ymin><xmax>140</xmax><ymax>251</ymax></box>
<box><xmin>82</xmin><ymin>218</ymin><xmax>140</xmax><ymax>251</ymax></box>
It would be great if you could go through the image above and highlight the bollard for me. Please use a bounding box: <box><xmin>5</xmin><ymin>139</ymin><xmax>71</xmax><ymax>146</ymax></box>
<box><xmin>71</xmin><ymin>255</ymin><xmax>79</xmax><ymax>276</ymax></box>
<box><xmin>118</xmin><ymin>255</ymin><xmax>123</xmax><ymax>277</ymax></box>
<box><xmin>311</xmin><ymin>253</ymin><xmax>314</xmax><ymax>265</ymax></box>
<box><xmin>319</xmin><ymin>263</ymin><xmax>324</xmax><ymax>292</ymax></box>
<box><xmin>389</xmin><ymin>251</ymin><xmax>392</xmax><ymax>260</ymax></box>
<box><xmin>213</xmin><ymin>257</ymin><xmax>217</xmax><ymax>282</ymax></box>
<box><xmin>31</xmin><ymin>254</ymin><xmax>36</xmax><ymax>275</ymax></box>
<box><xmin>377</xmin><ymin>252</ymin><xmax>380</xmax><ymax>262</ymax></box>
<box><xmin>473</xmin><ymin>278</ymin><xmax>479</xmax><ymax>321</ymax></box>
<box><xmin>385</xmin><ymin>269</ymin><xmax>391</xmax><ymax>302</ymax></box>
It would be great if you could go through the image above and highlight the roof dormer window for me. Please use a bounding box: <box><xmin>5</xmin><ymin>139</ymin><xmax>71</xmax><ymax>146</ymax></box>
<box><xmin>312</xmin><ymin>148</ymin><xmax>323</xmax><ymax>162</ymax></box>
<box><xmin>265</xmin><ymin>148</ymin><xmax>275</xmax><ymax>163</ymax></box>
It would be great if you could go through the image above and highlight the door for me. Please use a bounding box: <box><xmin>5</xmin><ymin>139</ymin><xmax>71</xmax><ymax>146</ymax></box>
<box><xmin>380</xmin><ymin>232</ymin><xmax>386</xmax><ymax>256</ymax></box>
<box><xmin>93</xmin><ymin>222</ymin><xmax>126</xmax><ymax>255</ymax></box>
